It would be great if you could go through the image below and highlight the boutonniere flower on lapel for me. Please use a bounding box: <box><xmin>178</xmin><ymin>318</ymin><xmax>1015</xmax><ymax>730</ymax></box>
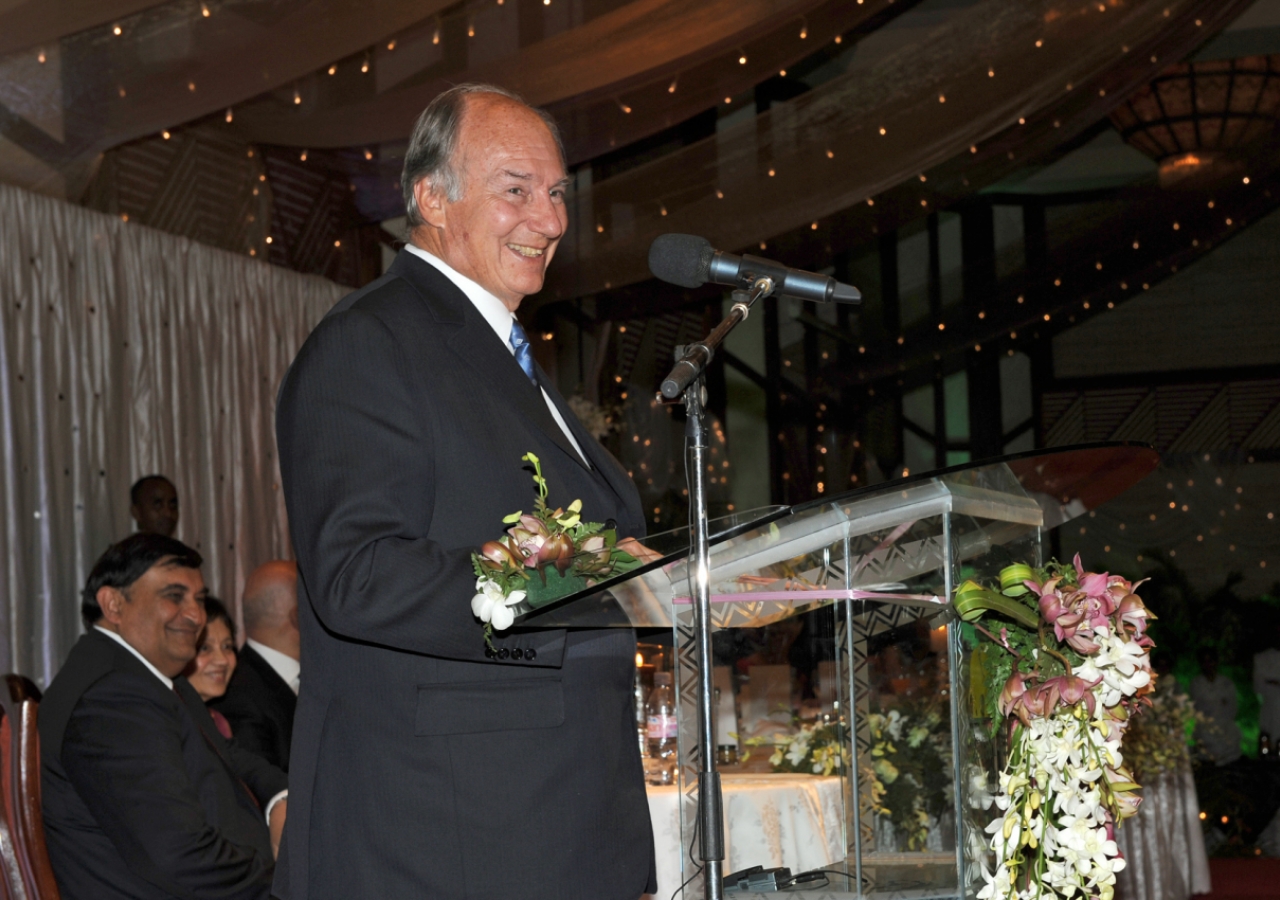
<box><xmin>470</xmin><ymin>452</ymin><xmax>641</xmax><ymax>650</ymax></box>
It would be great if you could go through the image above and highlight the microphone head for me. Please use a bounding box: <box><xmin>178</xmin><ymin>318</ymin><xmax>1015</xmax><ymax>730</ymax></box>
<box><xmin>649</xmin><ymin>234</ymin><xmax>714</xmax><ymax>289</ymax></box>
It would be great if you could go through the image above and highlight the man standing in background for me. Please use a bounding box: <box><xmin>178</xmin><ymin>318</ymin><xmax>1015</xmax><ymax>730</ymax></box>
<box><xmin>130</xmin><ymin>475</ymin><xmax>179</xmax><ymax>537</ymax></box>
<box><xmin>212</xmin><ymin>560</ymin><xmax>300</xmax><ymax>772</ymax></box>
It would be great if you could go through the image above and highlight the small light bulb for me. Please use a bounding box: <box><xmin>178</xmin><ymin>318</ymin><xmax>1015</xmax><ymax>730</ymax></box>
<box><xmin>225</xmin><ymin>108</ymin><xmax>233</xmax><ymax>123</ymax></box>
<box><xmin>300</xmin><ymin>150</ymin><xmax>308</xmax><ymax>161</ymax></box>
<box><xmin>37</xmin><ymin>49</ymin><xmax>46</xmax><ymax>64</ymax></box>
<box><xmin>201</xmin><ymin>3</ymin><xmax>210</xmax><ymax>16</ymax></box>
<box><xmin>113</xmin><ymin>24</ymin><xmax>122</xmax><ymax>36</ymax></box>
<box><xmin>328</xmin><ymin>65</ymin><xmax>337</xmax><ymax>75</ymax></box>
<box><xmin>162</xmin><ymin>130</ymin><xmax>171</xmax><ymax>140</ymax></box>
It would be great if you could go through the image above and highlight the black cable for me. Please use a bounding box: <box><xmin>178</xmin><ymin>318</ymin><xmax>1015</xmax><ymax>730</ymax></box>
<box><xmin>670</xmin><ymin>799</ymin><xmax>703</xmax><ymax>900</ymax></box>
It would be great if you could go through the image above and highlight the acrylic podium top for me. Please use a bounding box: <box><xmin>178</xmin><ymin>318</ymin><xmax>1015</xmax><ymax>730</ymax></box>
<box><xmin>510</xmin><ymin>442</ymin><xmax>1159</xmax><ymax>631</ymax></box>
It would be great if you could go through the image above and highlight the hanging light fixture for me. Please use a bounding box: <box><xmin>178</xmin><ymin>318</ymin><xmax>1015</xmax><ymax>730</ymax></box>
<box><xmin>1111</xmin><ymin>55</ymin><xmax>1280</xmax><ymax>188</ymax></box>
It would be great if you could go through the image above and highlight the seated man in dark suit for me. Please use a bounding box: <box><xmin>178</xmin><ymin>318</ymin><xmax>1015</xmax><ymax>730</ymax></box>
<box><xmin>211</xmin><ymin>560</ymin><xmax>299</xmax><ymax>771</ymax></box>
<box><xmin>40</xmin><ymin>533</ymin><xmax>289</xmax><ymax>900</ymax></box>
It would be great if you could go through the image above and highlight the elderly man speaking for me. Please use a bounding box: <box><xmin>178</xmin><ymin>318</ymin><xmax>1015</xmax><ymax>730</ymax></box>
<box><xmin>275</xmin><ymin>85</ymin><xmax>656</xmax><ymax>899</ymax></box>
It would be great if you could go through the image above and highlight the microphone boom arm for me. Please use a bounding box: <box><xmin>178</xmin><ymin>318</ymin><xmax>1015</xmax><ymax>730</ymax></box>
<box><xmin>659</xmin><ymin>277</ymin><xmax>775</xmax><ymax>400</ymax></box>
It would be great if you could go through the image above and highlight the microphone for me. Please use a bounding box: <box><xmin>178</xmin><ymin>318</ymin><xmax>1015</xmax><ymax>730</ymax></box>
<box><xmin>648</xmin><ymin>234</ymin><xmax>861</xmax><ymax>304</ymax></box>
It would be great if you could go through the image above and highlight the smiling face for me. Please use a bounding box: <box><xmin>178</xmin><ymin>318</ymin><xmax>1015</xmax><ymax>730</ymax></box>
<box><xmin>186</xmin><ymin>617</ymin><xmax>237</xmax><ymax>701</ymax></box>
<box><xmin>132</xmin><ymin>478</ymin><xmax>179</xmax><ymax>537</ymax></box>
<box><xmin>411</xmin><ymin>94</ymin><xmax>569</xmax><ymax>311</ymax></box>
<box><xmin>97</xmin><ymin>558</ymin><xmax>207</xmax><ymax>678</ymax></box>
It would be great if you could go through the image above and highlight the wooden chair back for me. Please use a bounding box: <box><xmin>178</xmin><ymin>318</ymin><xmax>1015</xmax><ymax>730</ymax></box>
<box><xmin>0</xmin><ymin>703</ymin><xmax>23</xmax><ymax>899</ymax></box>
<box><xmin>0</xmin><ymin>677</ymin><xmax>58</xmax><ymax>900</ymax></box>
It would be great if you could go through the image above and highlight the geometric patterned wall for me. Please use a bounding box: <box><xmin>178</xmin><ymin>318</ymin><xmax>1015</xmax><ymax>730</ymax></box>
<box><xmin>82</xmin><ymin>125</ymin><xmax>381</xmax><ymax>288</ymax></box>
<box><xmin>1043</xmin><ymin>379</ymin><xmax>1280</xmax><ymax>455</ymax></box>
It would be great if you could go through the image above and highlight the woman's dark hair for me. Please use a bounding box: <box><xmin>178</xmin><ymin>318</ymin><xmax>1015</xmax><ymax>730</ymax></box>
<box><xmin>200</xmin><ymin>596</ymin><xmax>236</xmax><ymax>643</ymax></box>
<box><xmin>81</xmin><ymin>533</ymin><xmax>203</xmax><ymax>628</ymax></box>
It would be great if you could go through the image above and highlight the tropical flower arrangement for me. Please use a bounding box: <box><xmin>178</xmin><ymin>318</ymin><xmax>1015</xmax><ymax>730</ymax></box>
<box><xmin>470</xmin><ymin>452</ymin><xmax>641</xmax><ymax>648</ymax></box>
<box><xmin>744</xmin><ymin>718</ymin><xmax>849</xmax><ymax>777</ymax></box>
<box><xmin>953</xmin><ymin>555</ymin><xmax>1155</xmax><ymax>900</ymax></box>
<box><xmin>864</xmin><ymin>704</ymin><xmax>954</xmax><ymax>852</ymax></box>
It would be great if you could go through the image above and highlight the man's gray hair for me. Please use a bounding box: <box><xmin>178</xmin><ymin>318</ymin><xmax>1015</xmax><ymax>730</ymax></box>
<box><xmin>401</xmin><ymin>83</ymin><xmax>566</xmax><ymax>227</ymax></box>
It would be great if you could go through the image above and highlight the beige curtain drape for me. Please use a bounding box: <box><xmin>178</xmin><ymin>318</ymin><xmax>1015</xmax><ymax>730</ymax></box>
<box><xmin>0</xmin><ymin>183</ymin><xmax>343</xmax><ymax>684</ymax></box>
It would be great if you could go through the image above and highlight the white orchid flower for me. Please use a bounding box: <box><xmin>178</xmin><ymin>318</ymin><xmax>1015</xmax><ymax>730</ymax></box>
<box><xmin>470</xmin><ymin>579</ymin><xmax>527</xmax><ymax>631</ymax></box>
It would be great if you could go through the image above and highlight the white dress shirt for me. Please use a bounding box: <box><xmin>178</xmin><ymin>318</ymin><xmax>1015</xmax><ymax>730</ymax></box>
<box><xmin>1255</xmin><ymin>648</ymin><xmax>1280</xmax><ymax>740</ymax></box>
<box><xmin>94</xmin><ymin>626</ymin><xmax>287</xmax><ymax>823</ymax></box>
<box><xmin>1189</xmin><ymin>673</ymin><xmax>1241</xmax><ymax>764</ymax></box>
<box><xmin>94</xmin><ymin>626</ymin><xmax>174</xmax><ymax>689</ymax></box>
<box><xmin>404</xmin><ymin>244</ymin><xmax>588</xmax><ymax>467</ymax></box>
<box><xmin>246</xmin><ymin>638</ymin><xmax>301</xmax><ymax>695</ymax></box>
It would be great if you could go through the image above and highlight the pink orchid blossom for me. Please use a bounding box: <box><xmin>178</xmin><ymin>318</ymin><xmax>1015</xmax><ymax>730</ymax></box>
<box><xmin>1038</xmin><ymin>674</ymin><xmax>1098</xmax><ymax>716</ymax></box>
<box><xmin>480</xmin><ymin>540</ymin><xmax>523</xmax><ymax>570</ymax></box>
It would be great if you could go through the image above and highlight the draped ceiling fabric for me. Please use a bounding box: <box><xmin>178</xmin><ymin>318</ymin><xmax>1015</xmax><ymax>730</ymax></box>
<box><xmin>0</xmin><ymin>0</ymin><xmax>865</xmax><ymax>199</ymax></box>
<box><xmin>543</xmin><ymin>0</ymin><xmax>1258</xmax><ymax>301</ymax></box>
<box><xmin>0</xmin><ymin>182</ymin><xmax>343</xmax><ymax>684</ymax></box>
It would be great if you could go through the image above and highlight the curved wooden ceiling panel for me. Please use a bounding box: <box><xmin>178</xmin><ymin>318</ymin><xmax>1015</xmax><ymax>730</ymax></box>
<box><xmin>229</xmin><ymin>0</ymin><xmax>841</xmax><ymax>148</ymax></box>
<box><xmin>0</xmin><ymin>0</ymin><xmax>165</xmax><ymax>58</ymax></box>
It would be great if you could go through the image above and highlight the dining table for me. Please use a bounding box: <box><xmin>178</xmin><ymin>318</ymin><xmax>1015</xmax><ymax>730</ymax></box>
<box><xmin>642</xmin><ymin>771</ymin><xmax>845</xmax><ymax>898</ymax></box>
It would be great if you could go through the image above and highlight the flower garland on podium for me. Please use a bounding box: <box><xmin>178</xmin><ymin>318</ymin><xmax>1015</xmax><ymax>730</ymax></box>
<box><xmin>469</xmin><ymin>452</ymin><xmax>641</xmax><ymax>649</ymax></box>
<box><xmin>955</xmin><ymin>556</ymin><xmax>1155</xmax><ymax>900</ymax></box>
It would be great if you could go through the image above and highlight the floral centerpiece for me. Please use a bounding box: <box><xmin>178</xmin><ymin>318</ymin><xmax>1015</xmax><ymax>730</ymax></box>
<box><xmin>864</xmin><ymin>703</ymin><xmax>953</xmax><ymax>851</ymax></box>
<box><xmin>470</xmin><ymin>452</ymin><xmax>642</xmax><ymax>648</ymax></box>
<box><xmin>745</xmin><ymin>718</ymin><xmax>849</xmax><ymax>776</ymax></box>
<box><xmin>954</xmin><ymin>555</ymin><xmax>1155</xmax><ymax>900</ymax></box>
<box><xmin>1122</xmin><ymin>679</ymin><xmax>1207</xmax><ymax>779</ymax></box>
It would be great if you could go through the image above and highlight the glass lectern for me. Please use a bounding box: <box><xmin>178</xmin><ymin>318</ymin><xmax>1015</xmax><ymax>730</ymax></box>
<box><xmin>512</xmin><ymin>443</ymin><xmax>1159</xmax><ymax>899</ymax></box>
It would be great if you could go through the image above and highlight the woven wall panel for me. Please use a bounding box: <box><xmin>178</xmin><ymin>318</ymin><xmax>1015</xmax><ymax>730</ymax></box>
<box><xmin>1044</xmin><ymin>380</ymin><xmax>1280</xmax><ymax>454</ymax></box>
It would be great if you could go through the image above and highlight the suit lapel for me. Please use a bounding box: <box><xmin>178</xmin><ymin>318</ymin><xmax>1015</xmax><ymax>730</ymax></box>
<box><xmin>536</xmin><ymin>366</ymin><xmax>637</xmax><ymax>504</ymax></box>
<box><xmin>390</xmin><ymin>250</ymin><xmax>589</xmax><ymax>471</ymax></box>
<box><xmin>175</xmin><ymin>678</ymin><xmax>262</xmax><ymax>809</ymax></box>
<box><xmin>243</xmin><ymin>646</ymin><xmax>297</xmax><ymax>714</ymax></box>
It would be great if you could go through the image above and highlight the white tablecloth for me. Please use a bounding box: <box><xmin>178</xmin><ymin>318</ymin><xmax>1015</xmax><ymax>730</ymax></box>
<box><xmin>645</xmin><ymin>773</ymin><xmax>844</xmax><ymax>897</ymax></box>
<box><xmin>1114</xmin><ymin>765</ymin><xmax>1211</xmax><ymax>900</ymax></box>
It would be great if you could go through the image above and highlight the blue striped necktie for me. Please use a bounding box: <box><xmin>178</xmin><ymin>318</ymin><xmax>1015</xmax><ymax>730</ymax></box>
<box><xmin>509</xmin><ymin>320</ymin><xmax>537</xmax><ymax>385</ymax></box>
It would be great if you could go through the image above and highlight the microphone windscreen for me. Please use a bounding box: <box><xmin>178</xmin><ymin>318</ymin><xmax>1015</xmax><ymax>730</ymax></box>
<box><xmin>648</xmin><ymin>234</ymin><xmax>713</xmax><ymax>289</ymax></box>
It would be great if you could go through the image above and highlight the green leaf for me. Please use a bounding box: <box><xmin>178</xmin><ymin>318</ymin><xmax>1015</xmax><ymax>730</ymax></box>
<box><xmin>501</xmin><ymin>511</ymin><xmax>523</xmax><ymax>524</ymax></box>
<box><xmin>954</xmin><ymin>580</ymin><xmax>1040</xmax><ymax>630</ymax></box>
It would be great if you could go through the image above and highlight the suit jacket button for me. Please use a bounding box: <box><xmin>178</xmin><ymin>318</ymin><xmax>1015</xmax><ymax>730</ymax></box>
<box><xmin>497</xmin><ymin>648</ymin><xmax>510</xmax><ymax>660</ymax></box>
<box><xmin>484</xmin><ymin>646</ymin><xmax>495</xmax><ymax>659</ymax></box>
<box><xmin>525</xmin><ymin>648</ymin><xmax>537</xmax><ymax>661</ymax></box>
<box><xmin>511</xmin><ymin>648</ymin><xmax>523</xmax><ymax>660</ymax></box>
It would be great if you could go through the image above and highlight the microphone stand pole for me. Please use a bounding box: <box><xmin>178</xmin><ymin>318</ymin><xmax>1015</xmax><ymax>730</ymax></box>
<box><xmin>659</xmin><ymin>277</ymin><xmax>775</xmax><ymax>900</ymax></box>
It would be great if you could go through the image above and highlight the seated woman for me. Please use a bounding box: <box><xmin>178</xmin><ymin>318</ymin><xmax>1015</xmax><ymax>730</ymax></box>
<box><xmin>185</xmin><ymin>596</ymin><xmax>239</xmax><ymax>739</ymax></box>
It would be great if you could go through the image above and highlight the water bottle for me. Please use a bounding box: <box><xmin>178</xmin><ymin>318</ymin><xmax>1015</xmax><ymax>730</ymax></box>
<box><xmin>645</xmin><ymin>672</ymin><xmax>678</xmax><ymax>785</ymax></box>
<box><xmin>635</xmin><ymin>668</ymin><xmax>649</xmax><ymax>759</ymax></box>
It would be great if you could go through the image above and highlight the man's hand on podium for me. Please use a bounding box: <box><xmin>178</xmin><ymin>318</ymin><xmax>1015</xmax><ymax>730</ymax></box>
<box><xmin>619</xmin><ymin>537</ymin><xmax>662</xmax><ymax>564</ymax></box>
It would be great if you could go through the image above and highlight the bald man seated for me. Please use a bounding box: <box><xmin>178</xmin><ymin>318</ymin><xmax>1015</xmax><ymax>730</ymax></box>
<box><xmin>211</xmin><ymin>561</ymin><xmax>300</xmax><ymax>772</ymax></box>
